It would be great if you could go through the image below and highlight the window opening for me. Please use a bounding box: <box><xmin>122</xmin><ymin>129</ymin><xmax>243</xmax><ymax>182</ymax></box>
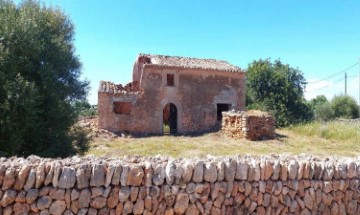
<box><xmin>113</xmin><ymin>102</ymin><xmax>132</xmax><ymax>115</ymax></box>
<box><xmin>167</xmin><ymin>74</ymin><xmax>175</xmax><ymax>86</ymax></box>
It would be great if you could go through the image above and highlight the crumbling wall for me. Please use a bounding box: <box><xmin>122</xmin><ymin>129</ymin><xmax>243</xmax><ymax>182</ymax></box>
<box><xmin>1</xmin><ymin>155</ymin><xmax>360</xmax><ymax>214</ymax></box>
<box><xmin>98</xmin><ymin>80</ymin><xmax>161</xmax><ymax>134</ymax></box>
<box><xmin>222</xmin><ymin>110</ymin><xmax>275</xmax><ymax>140</ymax></box>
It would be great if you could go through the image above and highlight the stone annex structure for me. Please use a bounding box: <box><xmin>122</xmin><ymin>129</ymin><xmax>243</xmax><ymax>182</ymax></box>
<box><xmin>1</xmin><ymin>155</ymin><xmax>360</xmax><ymax>215</ymax></box>
<box><xmin>222</xmin><ymin>110</ymin><xmax>276</xmax><ymax>141</ymax></box>
<box><xmin>98</xmin><ymin>54</ymin><xmax>245</xmax><ymax>135</ymax></box>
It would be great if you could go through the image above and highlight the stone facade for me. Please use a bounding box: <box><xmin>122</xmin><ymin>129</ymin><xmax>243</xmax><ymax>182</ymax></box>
<box><xmin>98</xmin><ymin>54</ymin><xmax>246</xmax><ymax>135</ymax></box>
<box><xmin>222</xmin><ymin>110</ymin><xmax>276</xmax><ymax>140</ymax></box>
<box><xmin>1</xmin><ymin>155</ymin><xmax>360</xmax><ymax>214</ymax></box>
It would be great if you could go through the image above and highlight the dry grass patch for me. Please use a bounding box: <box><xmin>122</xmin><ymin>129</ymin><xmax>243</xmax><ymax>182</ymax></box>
<box><xmin>87</xmin><ymin>121</ymin><xmax>360</xmax><ymax>158</ymax></box>
<box><xmin>88</xmin><ymin>132</ymin><xmax>286</xmax><ymax>158</ymax></box>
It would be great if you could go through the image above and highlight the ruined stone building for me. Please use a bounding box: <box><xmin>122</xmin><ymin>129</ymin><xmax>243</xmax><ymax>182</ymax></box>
<box><xmin>98</xmin><ymin>54</ymin><xmax>245</xmax><ymax>135</ymax></box>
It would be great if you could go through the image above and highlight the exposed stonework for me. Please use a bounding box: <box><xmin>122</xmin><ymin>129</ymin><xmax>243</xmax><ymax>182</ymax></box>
<box><xmin>98</xmin><ymin>54</ymin><xmax>246</xmax><ymax>135</ymax></box>
<box><xmin>222</xmin><ymin>110</ymin><xmax>276</xmax><ymax>140</ymax></box>
<box><xmin>1</xmin><ymin>155</ymin><xmax>360</xmax><ymax>214</ymax></box>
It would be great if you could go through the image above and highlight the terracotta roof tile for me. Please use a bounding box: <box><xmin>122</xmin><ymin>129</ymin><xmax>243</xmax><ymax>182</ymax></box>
<box><xmin>139</xmin><ymin>54</ymin><xmax>242</xmax><ymax>72</ymax></box>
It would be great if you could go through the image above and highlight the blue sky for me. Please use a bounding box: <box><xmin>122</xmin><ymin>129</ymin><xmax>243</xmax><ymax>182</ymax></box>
<box><xmin>40</xmin><ymin>1</ymin><xmax>360</xmax><ymax>104</ymax></box>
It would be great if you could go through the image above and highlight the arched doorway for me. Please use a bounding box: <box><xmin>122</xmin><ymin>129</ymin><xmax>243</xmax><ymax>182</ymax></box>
<box><xmin>163</xmin><ymin>103</ymin><xmax>177</xmax><ymax>135</ymax></box>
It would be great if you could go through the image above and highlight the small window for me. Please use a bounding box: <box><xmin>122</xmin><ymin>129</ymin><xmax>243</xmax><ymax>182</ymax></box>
<box><xmin>167</xmin><ymin>74</ymin><xmax>174</xmax><ymax>86</ymax></box>
<box><xmin>113</xmin><ymin>102</ymin><xmax>132</xmax><ymax>115</ymax></box>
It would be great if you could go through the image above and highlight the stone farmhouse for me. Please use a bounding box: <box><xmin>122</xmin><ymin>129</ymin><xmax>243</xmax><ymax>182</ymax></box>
<box><xmin>98</xmin><ymin>54</ymin><xmax>245</xmax><ymax>135</ymax></box>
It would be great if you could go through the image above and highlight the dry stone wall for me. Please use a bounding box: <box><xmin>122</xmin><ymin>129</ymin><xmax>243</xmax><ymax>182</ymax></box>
<box><xmin>222</xmin><ymin>111</ymin><xmax>275</xmax><ymax>141</ymax></box>
<box><xmin>1</xmin><ymin>155</ymin><xmax>360</xmax><ymax>214</ymax></box>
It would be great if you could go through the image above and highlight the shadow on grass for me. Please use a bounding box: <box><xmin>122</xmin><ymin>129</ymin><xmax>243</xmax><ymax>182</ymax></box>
<box><xmin>275</xmin><ymin>132</ymin><xmax>288</xmax><ymax>140</ymax></box>
<box><xmin>121</xmin><ymin>125</ymin><xmax>222</xmax><ymax>138</ymax></box>
<box><xmin>121</xmin><ymin>126</ymin><xmax>286</xmax><ymax>142</ymax></box>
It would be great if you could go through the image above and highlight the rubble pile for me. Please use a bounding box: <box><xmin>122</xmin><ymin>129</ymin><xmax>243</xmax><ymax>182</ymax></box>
<box><xmin>98</xmin><ymin>81</ymin><xmax>141</xmax><ymax>95</ymax></box>
<box><xmin>222</xmin><ymin>110</ymin><xmax>275</xmax><ymax>141</ymax></box>
<box><xmin>76</xmin><ymin>117</ymin><xmax>122</xmax><ymax>140</ymax></box>
<box><xmin>1</xmin><ymin>155</ymin><xmax>360</xmax><ymax>214</ymax></box>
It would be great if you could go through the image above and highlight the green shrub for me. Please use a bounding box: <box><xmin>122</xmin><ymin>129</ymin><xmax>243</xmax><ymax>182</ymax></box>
<box><xmin>314</xmin><ymin>101</ymin><xmax>334</xmax><ymax>121</ymax></box>
<box><xmin>331</xmin><ymin>95</ymin><xmax>359</xmax><ymax>119</ymax></box>
<box><xmin>74</xmin><ymin>100</ymin><xmax>98</xmax><ymax>117</ymax></box>
<box><xmin>69</xmin><ymin>125</ymin><xmax>91</xmax><ymax>156</ymax></box>
<box><xmin>246</xmin><ymin>59</ymin><xmax>312</xmax><ymax>127</ymax></box>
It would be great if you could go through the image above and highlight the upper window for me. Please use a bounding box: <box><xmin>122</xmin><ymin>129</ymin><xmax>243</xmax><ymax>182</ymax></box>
<box><xmin>167</xmin><ymin>74</ymin><xmax>175</xmax><ymax>86</ymax></box>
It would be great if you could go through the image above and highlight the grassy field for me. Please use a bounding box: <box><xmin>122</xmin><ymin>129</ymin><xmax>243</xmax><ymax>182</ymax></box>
<box><xmin>87</xmin><ymin>121</ymin><xmax>360</xmax><ymax>158</ymax></box>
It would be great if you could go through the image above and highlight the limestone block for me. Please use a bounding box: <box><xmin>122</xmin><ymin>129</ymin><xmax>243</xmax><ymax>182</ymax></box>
<box><xmin>91</xmin><ymin>186</ymin><xmax>104</xmax><ymax>198</ymax></box>
<box><xmin>58</xmin><ymin>167</ymin><xmax>76</xmax><ymax>189</ymax></box>
<box><xmin>130</xmin><ymin>187</ymin><xmax>139</xmax><ymax>202</ymax></box>
<box><xmin>49</xmin><ymin>188</ymin><xmax>65</xmax><ymax>200</ymax></box>
<box><xmin>133</xmin><ymin>198</ymin><xmax>145</xmax><ymax>214</ymax></box>
<box><xmin>78</xmin><ymin>188</ymin><xmax>91</xmax><ymax>208</ymax></box>
<box><xmin>174</xmin><ymin>193</ymin><xmax>189</xmax><ymax>214</ymax></box>
<box><xmin>166</xmin><ymin>161</ymin><xmax>176</xmax><ymax>185</ymax></box>
<box><xmin>2</xmin><ymin>167</ymin><xmax>16</xmax><ymax>191</ymax></box>
<box><xmin>271</xmin><ymin>160</ymin><xmax>281</xmax><ymax>180</ymax></box>
<box><xmin>107</xmin><ymin>187</ymin><xmax>119</xmax><ymax>208</ymax></box>
<box><xmin>120</xmin><ymin>165</ymin><xmax>130</xmax><ymax>186</ymax></box>
<box><xmin>127</xmin><ymin>165</ymin><xmax>144</xmax><ymax>186</ymax></box>
<box><xmin>192</xmin><ymin>161</ymin><xmax>204</xmax><ymax>183</ymax></box>
<box><xmin>90</xmin><ymin>196</ymin><xmax>107</xmax><ymax>209</ymax></box>
<box><xmin>70</xmin><ymin>189</ymin><xmax>79</xmax><ymax>201</ymax></box>
<box><xmin>90</xmin><ymin>164</ymin><xmax>106</xmax><ymax>187</ymax></box>
<box><xmin>288</xmin><ymin>160</ymin><xmax>299</xmax><ymax>180</ymax></box>
<box><xmin>144</xmin><ymin>162</ymin><xmax>153</xmax><ymax>187</ymax></box>
<box><xmin>216</xmin><ymin>161</ymin><xmax>225</xmax><ymax>182</ymax></box>
<box><xmin>13</xmin><ymin>202</ymin><xmax>30</xmax><ymax>214</ymax></box>
<box><xmin>119</xmin><ymin>186</ymin><xmax>131</xmax><ymax>202</ymax></box>
<box><xmin>76</xmin><ymin>164</ymin><xmax>91</xmax><ymax>189</ymax></box>
<box><xmin>37</xmin><ymin>196</ymin><xmax>52</xmax><ymax>210</ymax></box>
<box><xmin>225</xmin><ymin>159</ymin><xmax>236</xmax><ymax>182</ymax></box>
<box><xmin>153</xmin><ymin>164</ymin><xmax>165</xmax><ymax>186</ymax></box>
<box><xmin>105</xmin><ymin>165</ymin><xmax>115</xmax><ymax>187</ymax></box>
<box><xmin>111</xmin><ymin>165</ymin><xmax>122</xmax><ymax>186</ymax></box>
<box><xmin>35</xmin><ymin>163</ymin><xmax>46</xmax><ymax>189</ymax></box>
<box><xmin>52</xmin><ymin>162</ymin><xmax>62</xmax><ymax>188</ymax></box>
<box><xmin>0</xmin><ymin>189</ymin><xmax>17</xmax><ymax>207</ymax></box>
<box><xmin>248</xmin><ymin>160</ymin><xmax>260</xmax><ymax>182</ymax></box>
<box><xmin>204</xmin><ymin>162</ymin><xmax>217</xmax><ymax>183</ymax></box>
<box><xmin>123</xmin><ymin>200</ymin><xmax>133</xmax><ymax>214</ymax></box>
<box><xmin>49</xmin><ymin>200</ymin><xmax>66</xmax><ymax>215</ymax></box>
<box><xmin>14</xmin><ymin>165</ymin><xmax>31</xmax><ymax>190</ymax></box>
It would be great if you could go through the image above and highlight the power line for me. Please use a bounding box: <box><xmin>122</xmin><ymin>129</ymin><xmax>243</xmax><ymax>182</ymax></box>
<box><xmin>308</xmin><ymin>62</ymin><xmax>359</xmax><ymax>84</ymax></box>
<box><xmin>306</xmin><ymin>77</ymin><xmax>344</xmax><ymax>92</ymax></box>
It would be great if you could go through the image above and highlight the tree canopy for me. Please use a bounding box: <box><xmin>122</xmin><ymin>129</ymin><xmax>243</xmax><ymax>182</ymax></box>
<box><xmin>246</xmin><ymin>59</ymin><xmax>312</xmax><ymax>127</ymax></box>
<box><xmin>0</xmin><ymin>0</ymin><xmax>89</xmax><ymax>157</ymax></box>
<box><xmin>309</xmin><ymin>95</ymin><xmax>328</xmax><ymax>109</ymax></box>
<box><xmin>331</xmin><ymin>95</ymin><xmax>359</xmax><ymax>119</ymax></box>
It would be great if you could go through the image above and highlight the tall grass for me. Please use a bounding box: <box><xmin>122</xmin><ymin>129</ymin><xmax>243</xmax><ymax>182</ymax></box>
<box><xmin>288</xmin><ymin>121</ymin><xmax>360</xmax><ymax>142</ymax></box>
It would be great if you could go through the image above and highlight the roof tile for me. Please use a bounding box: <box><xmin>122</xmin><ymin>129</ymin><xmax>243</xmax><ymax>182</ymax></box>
<box><xmin>140</xmin><ymin>54</ymin><xmax>242</xmax><ymax>72</ymax></box>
